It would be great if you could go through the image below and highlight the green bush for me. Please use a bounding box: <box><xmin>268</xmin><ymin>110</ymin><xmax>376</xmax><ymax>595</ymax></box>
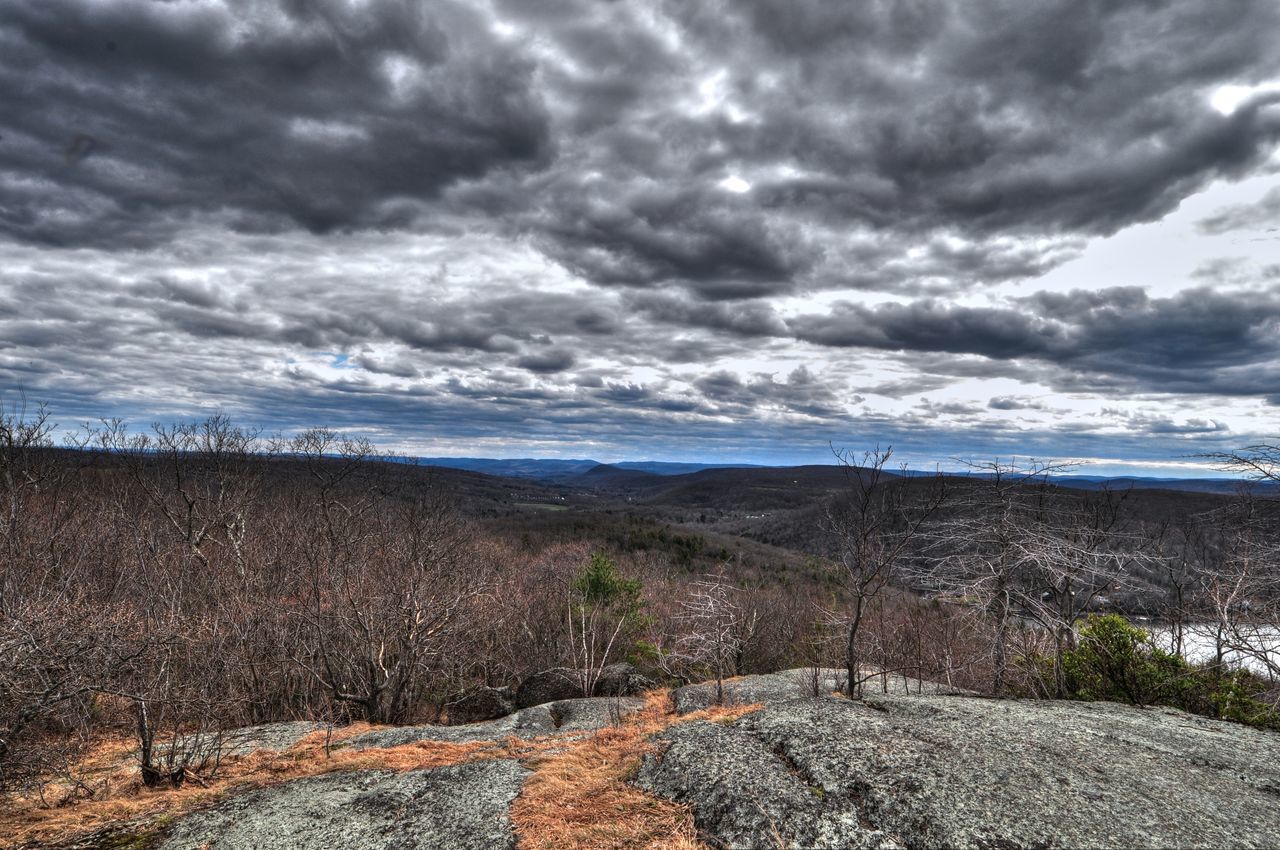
<box><xmin>1062</xmin><ymin>614</ymin><xmax>1169</xmax><ymax>706</ymax></box>
<box><xmin>1054</xmin><ymin>614</ymin><xmax>1279</xmax><ymax>730</ymax></box>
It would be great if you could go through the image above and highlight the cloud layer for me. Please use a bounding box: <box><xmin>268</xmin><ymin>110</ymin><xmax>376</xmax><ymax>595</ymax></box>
<box><xmin>2</xmin><ymin>0</ymin><xmax>1279</xmax><ymax>468</ymax></box>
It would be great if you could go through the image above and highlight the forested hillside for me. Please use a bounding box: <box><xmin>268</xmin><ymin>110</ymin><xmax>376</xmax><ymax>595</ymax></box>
<box><xmin>3</xmin><ymin>410</ymin><xmax>1279</xmax><ymax>845</ymax></box>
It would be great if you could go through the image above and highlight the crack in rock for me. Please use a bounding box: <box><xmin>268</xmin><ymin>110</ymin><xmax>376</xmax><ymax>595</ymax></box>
<box><xmin>637</xmin><ymin>680</ymin><xmax>1280</xmax><ymax>850</ymax></box>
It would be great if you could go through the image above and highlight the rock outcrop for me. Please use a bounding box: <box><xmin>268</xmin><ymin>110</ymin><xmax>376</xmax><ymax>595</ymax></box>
<box><xmin>447</xmin><ymin>685</ymin><xmax>516</xmax><ymax>725</ymax></box>
<box><xmin>639</xmin><ymin>688</ymin><xmax>1280</xmax><ymax>849</ymax></box>
<box><xmin>514</xmin><ymin>663</ymin><xmax>654</xmax><ymax>709</ymax></box>
<box><xmin>514</xmin><ymin>668</ymin><xmax>582</xmax><ymax>709</ymax></box>
<box><xmin>347</xmin><ymin>696</ymin><xmax>646</xmax><ymax>748</ymax></box>
<box><xmin>216</xmin><ymin>720</ymin><xmax>327</xmax><ymax>756</ymax></box>
<box><xmin>671</xmin><ymin>666</ymin><xmax>968</xmax><ymax>714</ymax></box>
<box><xmin>596</xmin><ymin>662</ymin><xmax>656</xmax><ymax>697</ymax></box>
<box><xmin>158</xmin><ymin>759</ymin><xmax>529</xmax><ymax>850</ymax></box>
<box><xmin>132</xmin><ymin>669</ymin><xmax>1280</xmax><ymax>850</ymax></box>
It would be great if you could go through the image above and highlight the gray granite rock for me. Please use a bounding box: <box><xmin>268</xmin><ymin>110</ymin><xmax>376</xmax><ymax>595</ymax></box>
<box><xmin>217</xmin><ymin>721</ymin><xmax>328</xmax><ymax>756</ymax></box>
<box><xmin>671</xmin><ymin>666</ymin><xmax>967</xmax><ymax>713</ymax></box>
<box><xmin>447</xmin><ymin>686</ymin><xmax>517</xmax><ymax>725</ymax></box>
<box><xmin>159</xmin><ymin>759</ymin><xmax>529</xmax><ymax>850</ymax></box>
<box><xmin>595</xmin><ymin>662</ymin><xmax>656</xmax><ymax>697</ymax></box>
<box><xmin>515</xmin><ymin>663</ymin><xmax>655</xmax><ymax>709</ymax></box>
<box><xmin>346</xmin><ymin>696</ymin><xmax>645</xmax><ymax>748</ymax></box>
<box><xmin>639</xmin><ymin>693</ymin><xmax>1280</xmax><ymax>849</ymax></box>
<box><xmin>514</xmin><ymin>667</ymin><xmax>581</xmax><ymax>709</ymax></box>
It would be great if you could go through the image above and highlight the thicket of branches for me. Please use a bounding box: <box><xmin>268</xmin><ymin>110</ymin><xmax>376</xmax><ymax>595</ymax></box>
<box><xmin>0</xmin><ymin>408</ymin><xmax>831</xmax><ymax>798</ymax></box>
<box><xmin>2</xmin><ymin>404</ymin><xmax>1278</xmax><ymax>800</ymax></box>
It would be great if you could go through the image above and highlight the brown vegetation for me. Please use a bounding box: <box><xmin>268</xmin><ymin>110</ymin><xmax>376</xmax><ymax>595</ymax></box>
<box><xmin>2</xmin><ymin>690</ymin><xmax>762</xmax><ymax>850</ymax></box>
<box><xmin>512</xmin><ymin>691</ymin><xmax>760</xmax><ymax>850</ymax></box>
<box><xmin>2</xmin><ymin>403</ymin><xmax>1278</xmax><ymax>841</ymax></box>
<box><xmin>0</xmin><ymin>722</ymin><xmax>494</xmax><ymax>849</ymax></box>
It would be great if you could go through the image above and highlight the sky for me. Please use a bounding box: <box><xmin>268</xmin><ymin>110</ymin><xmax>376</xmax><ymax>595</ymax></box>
<box><xmin>2</xmin><ymin>0</ymin><xmax>1280</xmax><ymax>475</ymax></box>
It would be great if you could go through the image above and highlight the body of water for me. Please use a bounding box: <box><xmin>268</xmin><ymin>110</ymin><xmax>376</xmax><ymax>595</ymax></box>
<box><xmin>1142</xmin><ymin>620</ymin><xmax>1280</xmax><ymax>676</ymax></box>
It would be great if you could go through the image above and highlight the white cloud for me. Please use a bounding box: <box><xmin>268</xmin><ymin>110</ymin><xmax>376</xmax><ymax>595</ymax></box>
<box><xmin>1210</xmin><ymin>81</ymin><xmax>1280</xmax><ymax>115</ymax></box>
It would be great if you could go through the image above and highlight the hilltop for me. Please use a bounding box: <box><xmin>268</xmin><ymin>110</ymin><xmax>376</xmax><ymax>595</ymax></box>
<box><xmin>15</xmin><ymin>670</ymin><xmax>1280</xmax><ymax>849</ymax></box>
<box><xmin>411</xmin><ymin>455</ymin><xmax>1272</xmax><ymax>497</ymax></box>
<box><xmin>5</xmin><ymin>417</ymin><xmax>1278</xmax><ymax>850</ymax></box>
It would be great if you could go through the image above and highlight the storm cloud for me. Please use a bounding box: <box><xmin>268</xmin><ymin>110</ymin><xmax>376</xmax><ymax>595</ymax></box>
<box><xmin>2</xmin><ymin>0</ymin><xmax>1279</xmax><ymax>469</ymax></box>
<box><xmin>789</xmin><ymin>286</ymin><xmax>1280</xmax><ymax>396</ymax></box>
<box><xmin>0</xmin><ymin>0</ymin><xmax>550</xmax><ymax>246</ymax></box>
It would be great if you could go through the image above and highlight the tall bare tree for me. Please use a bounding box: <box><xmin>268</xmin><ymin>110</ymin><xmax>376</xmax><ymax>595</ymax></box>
<box><xmin>1205</xmin><ymin>443</ymin><xmax>1280</xmax><ymax>485</ymax></box>
<box><xmin>823</xmin><ymin>447</ymin><xmax>945</xmax><ymax>697</ymax></box>
<box><xmin>1200</xmin><ymin>496</ymin><xmax>1280</xmax><ymax>682</ymax></box>
<box><xmin>289</xmin><ymin>448</ymin><xmax>479</xmax><ymax>724</ymax></box>
<box><xmin>673</xmin><ymin>564</ymin><xmax>742</xmax><ymax>704</ymax></box>
<box><xmin>915</xmin><ymin>459</ymin><xmax>1071</xmax><ymax>695</ymax></box>
<box><xmin>1012</xmin><ymin>486</ymin><xmax>1148</xmax><ymax>696</ymax></box>
<box><xmin>89</xmin><ymin>414</ymin><xmax>269</xmax><ymax>575</ymax></box>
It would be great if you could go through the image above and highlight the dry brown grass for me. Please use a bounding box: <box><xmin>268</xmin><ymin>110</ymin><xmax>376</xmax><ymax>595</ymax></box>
<box><xmin>0</xmin><ymin>722</ymin><xmax>498</xmax><ymax>849</ymax></box>
<box><xmin>512</xmin><ymin>691</ymin><xmax>761</xmax><ymax>850</ymax></box>
<box><xmin>2</xmin><ymin>691</ymin><xmax>762</xmax><ymax>850</ymax></box>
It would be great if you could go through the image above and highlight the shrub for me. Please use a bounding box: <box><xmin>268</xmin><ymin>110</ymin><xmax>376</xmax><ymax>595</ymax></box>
<box><xmin>1055</xmin><ymin>614</ymin><xmax>1279</xmax><ymax>730</ymax></box>
<box><xmin>1062</xmin><ymin>614</ymin><xmax>1169</xmax><ymax>706</ymax></box>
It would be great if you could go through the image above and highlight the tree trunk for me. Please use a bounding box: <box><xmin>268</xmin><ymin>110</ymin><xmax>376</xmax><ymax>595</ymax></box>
<box><xmin>136</xmin><ymin>701</ymin><xmax>163</xmax><ymax>788</ymax></box>
<box><xmin>992</xmin><ymin>590</ymin><xmax>1010</xmax><ymax>697</ymax></box>
<box><xmin>845</xmin><ymin>596</ymin><xmax>864</xmax><ymax>698</ymax></box>
<box><xmin>1053</xmin><ymin>628</ymin><xmax>1067</xmax><ymax>698</ymax></box>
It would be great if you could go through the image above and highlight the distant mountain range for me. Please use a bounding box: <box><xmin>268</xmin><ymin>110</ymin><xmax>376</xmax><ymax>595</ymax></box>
<box><xmin>413</xmin><ymin>457</ymin><xmax>762</xmax><ymax>483</ymax></box>
<box><xmin>1044</xmin><ymin>475</ymin><xmax>1272</xmax><ymax>495</ymax></box>
<box><xmin>412</xmin><ymin>457</ymin><xmax>600</xmax><ymax>482</ymax></box>
<box><xmin>412</xmin><ymin>457</ymin><xmax>1274</xmax><ymax>496</ymax></box>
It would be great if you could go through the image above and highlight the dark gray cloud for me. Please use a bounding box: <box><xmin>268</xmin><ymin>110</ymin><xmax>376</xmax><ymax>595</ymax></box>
<box><xmin>1102</xmin><ymin>409</ymin><xmax>1230</xmax><ymax>435</ymax></box>
<box><xmin>717</xmin><ymin>0</ymin><xmax>1280</xmax><ymax>236</ymax></box>
<box><xmin>629</xmin><ymin>293</ymin><xmax>788</xmax><ymax>338</ymax></box>
<box><xmin>791</xmin><ymin>300</ymin><xmax>1049</xmax><ymax>358</ymax></box>
<box><xmin>692</xmin><ymin>365</ymin><xmax>844</xmax><ymax>417</ymax></box>
<box><xmin>988</xmin><ymin>397</ymin><xmax>1046</xmax><ymax>412</ymax></box>
<box><xmin>859</xmin><ymin>376</ymin><xmax>954</xmax><ymax>399</ymax></box>
<box><xmin>5</xmin><ymin>0</ymin><xmax>1278</xmax><ymax>294</ymax></box>
<box><xmin>583</xmin><ymin>0</ymin><xmax>1280</xmax><ymax>298</ymax></box>
<box><xmin>528</xmin><ymin>186</ymin><xmax>817</xmax><ymax>299</ymax></box>
<box><xmin>2</xmin><ymin>0</ymin><xmax>1279</xmax><ymax>468</ymax></box>
<box><xmin>0</xmin><ymin>0</ymin><xmax>549</xmax><ymax>247</ymax></box>
<box><xmin>917</xmin><ymin>399</ymin><xmax>984</xmax><ymax>419</ymax></box>
<box><xmin>515</xmin><ymin>348</ymin><xmax>577</xmax><ymax>374</ymax></box>
<box><xmin>790</xmin><ymin>287</ymin><xmax>1280</xmax><ymax>397</ymax></box>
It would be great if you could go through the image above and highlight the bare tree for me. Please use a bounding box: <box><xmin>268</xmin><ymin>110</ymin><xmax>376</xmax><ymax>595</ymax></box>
<box><xmin>1200</xmin><ymin>496</ymin><xmax>1280</xmax><ymax>683</ymax></box>
<box><xmin>1204</xmin><ymin>443</ymin><xmax>1280</xmax><ymax>485</ymax></box>
<box><xmin>1197</xmin><ymin>442</ymin><xmax>1280</xmax><ymax>684</ymax></box>
<box><xmin>0</xmin><ymin>399</ymin><xmax>128</xmax><ymax>793</ymax></box>
<box><xmin>0</xmin><ymin>398</ymin><xmax>89</xmax><ymax>609</ymax></box>
<box><xmin>823</xmin><ymin>447</ymin><xmax>945</xmax><ymax>697</ymax></box>
<box><xmin>1013</xmin><ymin>486</ymin><xmax>1148</xmax><ymax>696</ymax></box>
<box><xmin>1147</xmin><ymin>517</ymin><xmax>1211</xmax><ymax>658</ymax></box>
<box><xmin>0</xmin><ymin>398</ymin><xmax>56</xmax><ymax>568</ymax></box>
<box><xmin>89</xmin><ymin>414</ymin><xmax>269</xmax><ymax>575</ymax></box>
<box><xmin>1</xmin><ymin>601</ymin><xmax>106</xmax><ymax>792</ymax></box>
<box><xmin>292</xmin><ymin>462</ymin><xmax>480</xmax><ymax>724</ymax></box>
<box><xmin>915</xmin><ymin>459</ymin><xmax>1071</xmax><ymax>695</ymax></box>
<box><xmin>673</xmin><ymin>564</ymin><xmax>742</xmax><ymax>704</ymax></box>
<box><xmin>130</xmin><ymin>629</ymin><xmax>231</xmax><ymax>788</ymax></box>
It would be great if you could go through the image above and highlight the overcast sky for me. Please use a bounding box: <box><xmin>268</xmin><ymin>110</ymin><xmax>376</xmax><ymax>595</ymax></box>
<box><xmin>3</xmin><ymin>0</ymin><xmax>1280</xmax><ymax>473</ymax></box>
